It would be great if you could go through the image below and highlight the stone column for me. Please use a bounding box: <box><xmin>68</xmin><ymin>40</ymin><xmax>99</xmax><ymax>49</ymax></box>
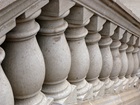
<box><xmin>85</xmin><ymin>14</ymin><xmax>106</xmax><ymax>98</ymax></box>
<box><xmin>119</xmin><ymin>32</ymin><xmax>131</xmax><ymax>91</ymax></box>
<box><xmin>0</xmin><ymin>35</ymin><xmax>14</xmax><ymax>105</ymax></box>
<box><xmin>136</xmin><ymin>45</ymin><xmax>140</xmax><ymax>88</ymax></box>
<box><xmin>126</xmin><ymin>35</ymin><xmax>137</xmax><ymax>89</ymax></box>
<box><xmin>132</xmin><ymin>37</ymin><xmax>140</xmax><ymax>87</ymax></box>
<box><xmin>110</xmin><ymin>27</ymin><xmax>125</xmax><ymax>93</ymax></box>
<box><xmin>99</xmin><ymin>21</ymin><xmax>117</xmax><ymax>94</ymax></box>
<box><xmin>137</xmin><ymin>44</ymin><xmax>140</xmax><ymax>79</ymax></box>
<box><xmin>65</xmin><ymin>5</ymin><xmax>93</xmax><ymax>101</ymax></box>
<box><xmin>37</xmin><ymin>0</ymin><xmax>77</xmax><ymax>105</ymax></box>
<box><xmin>2</xmin><ymin>10</ymin><xmax>52</xmax><ymax>105</ymax></box>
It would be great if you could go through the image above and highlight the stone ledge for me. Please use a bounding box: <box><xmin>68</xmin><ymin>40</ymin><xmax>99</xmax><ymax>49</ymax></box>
<box><xmin>76</xmin><ymin>88</ymin><xmax>140</xmax><ymax>105</ymax></box>
<box><xmin>74</xmin><ymin>0</ymin><xmax>140</xmax><ymax>37</ymax></box>
<box><xmin>0</xmin><ymin>0</ymin><xmax>49</xmax><ymax>36</ymax></box>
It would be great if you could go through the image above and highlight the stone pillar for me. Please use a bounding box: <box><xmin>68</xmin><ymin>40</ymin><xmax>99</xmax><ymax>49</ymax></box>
<box><xmin>99</xmin><ymin>21</ymin><xmax>117</xmax><ymax>94</ymax></box>
<box><xmin>137</xmin><ymin>44</ymin><xmax>140</xmax><ymax>79</ymax></box>
<box><xmin>110</xmin><ymin>27</ymin><xmax>125</xmax><ymax>93</ymax></box>
<box><xmin>132</xmin><ymin>37</ymin><xmax>140</xmax><ymax>87</ymax></box>
<box><xmin>85</xmin><ymin>14</ymin><xmax>106</xmax><ymax>98</ymax></box>
<box><xmin>65</xmin><ymin>5</ymin><xmax>93</xmax><ymax>101</ymax></box>
<box><xmin>119</xmin><ymin>32</ymin><xmax>131</xmax><ymax>91</ymax></box>
<box><xmin>37</xmin><ymin>0</ymin><xmax>77</xmax><ymax>104</ymax></box>
<box><xmin>137</xmin><ymin>45</ymin><xmax>140</xmax><ymax>88</ymax></box>
<box><xmin>126</xmin><ymin>35</ymin><xmax>137</xmax><ymax>89</ymax></box>
<box><xmin>0</xmin><ymin>35</ymin><xmax>14</xmax><ymax>105</ymax></box>
<box><xmin>2</xmin><ymin>10</ymin><xmax>52</xmax><ymax>105</ymax></box>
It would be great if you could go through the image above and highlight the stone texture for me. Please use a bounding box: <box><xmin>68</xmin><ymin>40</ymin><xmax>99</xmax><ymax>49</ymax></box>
<box><xmin>65</xmin><ymin>5</ymin><xmax>93</xmax><ymax>101</ymax></box>
<box><xmin>0</xmin><ymin>0</ymin><xmax>16</xmax><ymax>10</ymax></box>
<box><xmin>99</xmin><ymin>21</ymin><xmax>117</xmax><ymax>94</ymax></box>
<box><xmin>86</xmin><ymin>14</ymin><xmax>106</xmax><ymax>99</ymax></box>
<box><xmin>119</xmin><ymin>31</ymin><xmax>131</xmax><ymax>91</ymax></box>
<box><xmin>37</xmin><ymin>0</ymin><xmax>76</xmax><ymax>104</ymax></box>
<box><xmin>2</xmin><ymin>10</ymin><xmax>52</xmax><ymax>105</ymax></box>
<box><xmin>110</xmin><ymin>27</ymin><xmax>125</xmax><ymax>93</ymax></box>
<box><xmin>126</xmin><ymin>35</ymin><xmax>137</xmax><ymax>89</ymax></box>
<box><xmin>0</xmin><ymin>0</ymin><xmax>140</xmax><ymax>105</ymax></box>
<box><xmin>0</xmin><ymin>35</ymin><xmax>14</xmax><ymax>105</ymax></box>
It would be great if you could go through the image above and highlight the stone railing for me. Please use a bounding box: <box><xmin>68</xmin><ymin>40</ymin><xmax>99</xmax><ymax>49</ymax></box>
<box><xmin>1</xmin><ymin>0</ymin><xmax>140</xmax><ymax>105</ymax></box>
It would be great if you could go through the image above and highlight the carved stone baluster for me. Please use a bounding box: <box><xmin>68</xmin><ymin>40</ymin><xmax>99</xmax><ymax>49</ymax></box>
<box><xmin>85</xmin><ymin>15</ymin><xmax>106</xmax><ymax>98</ymax></box>
<box><xmin>2</xmin><ymin>10</ymin><xmax>52</xmax><ymax>105</ymax></box>
<box><xmin>110</xmin><ymin>27</ymin><xmax>125</xmax><ymax>93</ymax></box>
<box><xmin>119</xmin><ymin>32</ymin><xmax>131</xmax><ymax>91</ymax></box>
<box><xmin>137</xmin><ymin>45</ymin><xmax>140</xmax><ymax>87</ymax></box>
<box><xmin>99</xmin><ymin>21</ymin><xmax>117</xmax><ymax>94</ymax></box>
<box><xmin>37</xmin><ymin>0</ymin><xmax>77</xmax><ymax>105</ymax></box>
<box><xmin>137</xmin><ymin>44</ymin><xmax>140</xmax><ymax>79</ymax></box>
<box><xmin>0</xmin><ymin>35</ymin><xmax>14</xmax><ymax>105</ymax></box>
<box><xmin>132</xmin><ymin>37</ymin><xmax>140</xmax><ymax>87</ymax></box>
<box><xmin>65</xmin><ymin>5</ymin><xmax>93</xmax><ymax>101</ymax></box>
<box><xmin>126</xmin><ymin>35</ymin><xmax>137</xmax><ymax>89</ymax></box>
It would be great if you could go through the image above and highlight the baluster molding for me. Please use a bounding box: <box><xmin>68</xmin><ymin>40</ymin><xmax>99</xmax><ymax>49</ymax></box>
<box><xmin>85</xmin><ymin>14</ymin><xmax>106</xmax><ymax>98</ymax></box>
<box><xmin>132</xmin><ymin>37</ymin><xmax>140</xmax><ymax>87</ymax></box>
<box><xmin>99</xmin><ymin>21</ymin><xmax>117</xmax><ymax>94</ymax></box>
<box><xmin>2</xmin><ymin>10</ymin><xmax>52</xmax><ymax>105</ymax></box>
<box><xmin>37</xmin><ymin>0</ymin><xmax>77</xmax><ymax>104</ymax></box>
<box><xmin>119</xmin><ymin>32</ymin><xmax>131</xmax><ymax>91</ymax></box>
<box><xmin>137</xmin><ymin>46</ymin><xmax>140</xmax><ymax>80</ymax></box>
<box><xmin>65</xmin><ymin>4</ymin><xmax>93</xmax><ymax>101</ymax></box>
<box><xmin>126</xmin><ymin>35</ymin><xmax>137</xmax><ymax>89</ymax></box>
<box><xmin>136</xmin><ymin>46</ymin><xmax>140</xmax><ymax>89</ymax></box>
<box><xmin>0</xmin><ymin>35</ymin><xmax>14</xmax><ymax>105</ymax></box>
<box><xmin>110</xmin><ymin>27</ymin><xmax>125</xmax><ymax>93</ymax></box>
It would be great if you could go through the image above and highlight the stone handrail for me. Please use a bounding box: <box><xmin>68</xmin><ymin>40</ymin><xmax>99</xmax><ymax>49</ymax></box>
<box><xmin>0</xmin><ymin>0</ymin><xmax>140</xmax><ymax>105</ymax></box>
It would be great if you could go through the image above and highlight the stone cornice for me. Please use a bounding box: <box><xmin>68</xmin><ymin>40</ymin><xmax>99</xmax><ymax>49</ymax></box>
<box><xmin>73</xmin><ymin>0</ymin><xmax>140</xmax><ymax>37</ymax></box>
<box><xmin>0</xmin><ymin>0</ymin><xmax>49</xmax><ymax>37</ymax></box>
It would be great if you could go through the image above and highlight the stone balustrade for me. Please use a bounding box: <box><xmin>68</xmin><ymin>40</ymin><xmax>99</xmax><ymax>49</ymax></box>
<box><xmin>0</xmin><ymin>0</ymin><xmax>140</xmax><ymax>105</ymax></box>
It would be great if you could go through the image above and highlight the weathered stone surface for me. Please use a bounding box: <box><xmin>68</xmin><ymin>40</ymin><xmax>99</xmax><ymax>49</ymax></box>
<box><xmin>0</xmin><ymin>0</ymin><xmax>140</xmax><ymax>105</ymax></box>
<box><xmin>0</xmin><ymin>35</ymin><xmax>14</xmax><ymax>105</ymax></box>
<box><xmin>126</xmin><ymin>35</ymin><xmax>137</xmax><ymax>89</ymax></box>
<box><xmin>0</xmin><ymin>0</ymin><xmax>16</xmax><ymax>10</ymax></box>
<box><xmin>2</xmin><ymin>10</ymin><xmax>52</xmax><ymax>105</ymax></box>
<box><xmin>119</xmin><ymin>31</ymin><xmax>131</xmax><ymax>91</ymax></box>
<box><xmin>65</xmin><ymin>5</ymin><xmax>94</xmax><ymax>101</ymax></box>
<box><xmin>86</xmin><ymin>15</ymin><xmax>106</xmax><ymax>99</ymax></box>
<box><xmin>0</xmin><ymin>0</ymin><xmax>49</xmax><ymax>36</ymax></box>
<box><xmin>41</xmin><ymin>0</ymin><xmax>75</xmax><ymax>16</ymax></box>
<box><xmin>110</xmin><ymin>27</ymin><xmax>125</xmax><ymax>93</ymax></box>
<box><xmin>99</xmin><ymin>21</ymin><xmax>117</xmax><ymax>94</ymax></box>
<box><xmin>37</xmin><ymin>1</ymin><xmax>76</xmax><ymax>104</ymax></box>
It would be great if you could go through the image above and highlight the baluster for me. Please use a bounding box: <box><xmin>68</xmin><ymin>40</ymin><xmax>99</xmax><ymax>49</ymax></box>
<box><xmin>137</xmin><ymin>46</ymin><xmax>140</xmax><ymax>88</ymax></box>
<box><xmin>2</xmin><ymin>10</ymin><xmax>52</xmax><ymax>105</ymax></box>
<box><xmin>137</xmin><ymin>45</ymin><xmax>140</xmax><ymax>78</ymax></box>
<box><xmin>99</xmin><ymin>21</ymin><xmax>117</xmax><ymax>94</ymax></box>
<box><xmin>0</xmin><ymin>35</ymin><xmax>14</xmax><ymax>105</ymax></box>
<box><xmin>37</xmin><ymin>0</ymin><xmax>77</xmax><ymax>104</ymax></box>
<box><xmin>65</xmin><ymin>5</ymin><xmax>93</xmax><ymax>101</ymax></box>
<box><xmin>119</xmin><ymin>32</ymin><xmax>131</xmax><ymax>91</ymax></box>
<box><xmin>110</xmin><ymin>27</ymin><xmax>125</xmax><ymax>93</ymax></box>
<box><xmin>126</xmin><ymin>35</ymin><xmax>137</xmax><ymax>89</ymax></box>
<box><xmin>85</xmin><ymin>15</ymin><xmax>106</xmax><ymax>98</ymax></box>
<box><xmin>132</xmin><ymin>37</ymin><xmax>140</xmax><ymax>87</ymax></box>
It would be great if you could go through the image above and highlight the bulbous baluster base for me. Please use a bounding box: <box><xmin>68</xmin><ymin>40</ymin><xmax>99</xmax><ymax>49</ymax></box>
<box><xmin>42</xmin><ymin>81</ymin><xmax>77</xmax><ymax>105</ymax></box>
<box><xmin>122</xmin><ymin>78</ymin><xmax>129</xmax><ymax>91</ymax></box>
<box><xmin>90</xmin><ymin>79</ymin><xmax>105</xmax><ymax>99</ymax></box>
<box><xmin>15</xmin><ymin>92</ymin><xmax>53</xmax><ymax>105</ymax></box>
<box><xmin>71</xmin><ymin>80</ymin><xmax>93</xmax><ymax>102</ymax></box>
<box><xmin>113</xmin><ymin>78</ymin><xmax>123</xmax><ymax>93</ymax></box>
<box><xmin>104</xmin><ymin>78</ymin><xmax>114</xmax><ymax>95</ymax></box>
